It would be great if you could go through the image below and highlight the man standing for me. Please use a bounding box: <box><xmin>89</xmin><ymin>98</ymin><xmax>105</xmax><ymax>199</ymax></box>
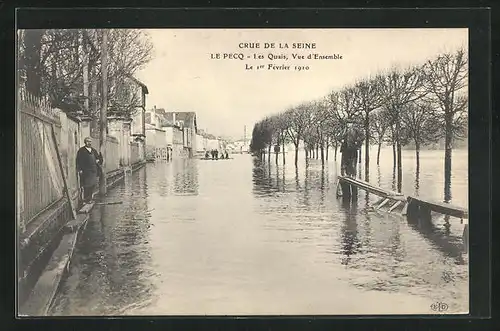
<box><xmin>76</xmin><ymin>137</ymin><xmax>103</xmax><ymax>204</ymax></box>
<box><xmin>340</xmin><ymin>122</ymin><xmax>363</xmax><ymax>177</ymax></box>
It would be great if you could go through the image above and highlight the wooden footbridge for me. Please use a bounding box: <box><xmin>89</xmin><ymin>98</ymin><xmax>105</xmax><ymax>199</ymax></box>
<box><xmin>336</xmin><ymin>175</ymin><xmax>468</xmax><ymax>221</ymax></box>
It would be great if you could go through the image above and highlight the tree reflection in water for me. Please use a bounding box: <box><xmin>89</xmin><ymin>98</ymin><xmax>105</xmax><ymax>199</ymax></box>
<box><xmin>173</xmin><ymin>159</ymin><xmax>199</xmax><ymax>195</ymax></box>
<box><xmin>339</xmin><ymin>197</ymin><xmax>362</xmax><ymax>266</ymax></box>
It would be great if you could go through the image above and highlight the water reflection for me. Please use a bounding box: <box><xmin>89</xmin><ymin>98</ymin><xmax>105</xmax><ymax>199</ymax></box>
<box><xmin>52</xmin><ymin>150</ymin><xmax>468</xmax><ymax>315</ymax></box>
<box><xmin>391</xmin><ymin>167</ymin><xmax>397</xmax><ymax>191</ymax></box>
<box><xmin>173</xmin><ymin>159</ymin><xmax>199</xmax><ymax>195</ymax></box>
<box><xmin>406</xmin><ymin>214</ymin><xmax>466</xmax><ymax>265</ymax></box>
<box><xmin>50</xmin><ymin>168</ymin><xmax>155</xmax><ymax>315</ymax></box>
<box><xmin>339</xmin><ymin>198</ymin><xmax>362</xmax><ymax>266</ymax></box>
<box><xmin>444</xmin><ymin>176</ymin><xmax>452</xmax><ymax>203</ymax></box>
<box><xmin>303</xmin><ymin>163</ymin><xmax>311</xmax><ymax>208</ymax></box>
<box><xmin>377</xmin><ymin>165</ymin><xmax>381</xmax><ymax>187</ymax></box>
<box><xmin>295</xmin><ymin>167</ymin><xmax>300</xmax><ymax>191</ymax></box>
<box><xmin>320</xmin><ymin>167</ymin><xmax>326</xmax><ymax>204</ymax></box>
<box><xmin>415</xmin><ymin>167</ymin><xmax>420</xmax><ymax>196</ymax></box>
<box><xmin>252</xmin><ymin>158</ymin><xmax>275</xmax><ymax>196</ymax></box>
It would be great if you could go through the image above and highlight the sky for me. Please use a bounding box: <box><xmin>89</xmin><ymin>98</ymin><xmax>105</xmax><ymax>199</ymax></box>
<box><xmin>135</xmin><ymin>28</ymin><xmax>467</xmax><ymax>140</ymax></box>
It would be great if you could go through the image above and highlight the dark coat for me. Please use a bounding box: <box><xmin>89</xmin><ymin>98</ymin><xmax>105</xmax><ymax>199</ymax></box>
<box><xmin>76</xmin><ymin>146</ymin><xmax>103</xmax><ymax>188</ymax></box>
<box><xmin>342</xmin><ymin>126</ymin><xmax>363</xmax><ymax>152</ymax></box>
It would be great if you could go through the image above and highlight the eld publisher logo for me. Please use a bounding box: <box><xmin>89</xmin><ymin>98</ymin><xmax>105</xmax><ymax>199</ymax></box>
<box><xmin>431</xmin><ymin>302</ymin><xmax>449</xmax><ymax>312</ymax></box>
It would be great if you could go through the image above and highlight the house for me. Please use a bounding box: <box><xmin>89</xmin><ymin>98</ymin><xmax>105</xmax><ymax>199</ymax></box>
<box><xmin>106</xmin><ymin>76</ymin><xmax>149</xmax><ymax>166</ymax></box>
<box><xmin>145</xmin><ymin>107</ymin><xmax>168</xmax><ymax>160</ymax></box>
<box><xmin>145</xmin><ymin>107</ymin><xmax>196</xmax><ymax>160</ymax></box>
<box><xmin>162</xmin><ymin>111</ymin><xmax>198</xmax><ymax>158</ymax></box>
<box><xmin>129</xmin><ymin>76</ymin><xmax>149</xmax><ymax>142</ymax></box>
<box><xmin>128</xmin><ymin>76</ymin><xmax>149</xmax><ymax>164</ymax></box>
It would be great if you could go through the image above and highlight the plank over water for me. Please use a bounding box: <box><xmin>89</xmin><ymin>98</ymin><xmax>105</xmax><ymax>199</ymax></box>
<box><xmin>338</xmin><ymin>176</ymin><xmax>406</xmax><ymax>201</ymax></box>
<box><xmin>407</xmin><ymin>196</ymin><xmax>468</xmax><ymax>219</ymax></box>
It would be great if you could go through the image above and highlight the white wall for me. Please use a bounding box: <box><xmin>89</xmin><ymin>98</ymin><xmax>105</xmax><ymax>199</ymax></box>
<box><xmin>196</xmin><ymin>134</ymin><xmax>205</xmax><ymax>152</ymax></box>
<box><xmin>206</xmin><ymin>138</ymin><xmax>220</xmax><ymax>150</ymax></box>
<box><xmin>131</xmin><ymin>107</ymin><xmax>143</xmax><ymax>136</ymax></box>
<box><xmin>164</xmin><ymin>126</ymin><xmax>173</xmax><ymax>146</ymax></box>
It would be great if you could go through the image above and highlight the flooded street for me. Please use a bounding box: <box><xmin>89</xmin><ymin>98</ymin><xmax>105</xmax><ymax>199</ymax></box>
<box><xmin>50</xmin><ymin>148</ymin><xmax>468</xmax><ymax>316</ymax></box>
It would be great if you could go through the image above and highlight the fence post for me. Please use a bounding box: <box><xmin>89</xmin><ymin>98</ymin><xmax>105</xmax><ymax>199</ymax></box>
<box><xmin>17</xmin><ymin>98</ymin><xmax>25</xmax><ymax>232</ymax></box>
<box><xmin>99</xmin><ymin>30</ymin><xmax>108</xmax><ymax>195</ymax></box>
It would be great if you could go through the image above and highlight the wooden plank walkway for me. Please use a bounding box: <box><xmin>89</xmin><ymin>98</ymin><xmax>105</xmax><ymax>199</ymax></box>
<box><xmin>336</xmin><ymin>175</ymin><xmax>468</xmax><ymax>220</ymax></box>
<box><xmin>406</xmin><ymin>196</ymin><xmax>468</xmax><ymax>220</ymax></box>
<box><xmin>337</xmin><ymin>175</ymin><xmax>406</xmax><ymax>201</ymax></box>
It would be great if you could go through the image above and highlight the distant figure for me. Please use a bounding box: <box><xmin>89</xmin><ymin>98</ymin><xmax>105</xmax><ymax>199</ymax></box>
<box><xmin>205</xmin><ymin>150</ymin><xmax>210</xmax><ymax>159</ymax></box>
<box><xmin>225</xmin><ymin>151</ymin><xmax>229</xmax><ymax>159</ymax></box>
<box><xmin>340</xmin><ymin>122</ymin><xmax>363</xmax><ymax>177</ymax></box>
<box><xmin>76</xmin><ymin>137</ymin><xmax>103</xmax><ymax>204</ymax></box>
<box><xmin>215</xmin><ymin>150</ymin><xmax>219</xmax><ymax>160</ymax></box>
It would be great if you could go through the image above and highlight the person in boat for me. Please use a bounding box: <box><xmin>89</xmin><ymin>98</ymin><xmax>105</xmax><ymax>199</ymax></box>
<box><xmin>340</xmin><ymin>121</ymin><xmax>363</xmax><ymax>177</ymax></box>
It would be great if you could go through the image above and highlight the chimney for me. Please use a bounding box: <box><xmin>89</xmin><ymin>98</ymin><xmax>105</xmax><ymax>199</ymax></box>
<box><xmin>172</xmin><ymin>112</ymin><xmax>176</xmax><ymax>125</ymax></box>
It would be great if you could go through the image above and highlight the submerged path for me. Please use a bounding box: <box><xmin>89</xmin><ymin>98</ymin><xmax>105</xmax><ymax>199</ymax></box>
<box><xmin>50</xmin><ymin>153</ymin><xmax>468</xmax><ymax>316</ymax></box>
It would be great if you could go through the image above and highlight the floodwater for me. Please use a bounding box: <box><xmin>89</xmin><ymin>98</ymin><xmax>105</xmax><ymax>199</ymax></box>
<box><xmin>50</xmin><ymin>147</ymin><xmax>469</xmax><ymax>316</ymax></box>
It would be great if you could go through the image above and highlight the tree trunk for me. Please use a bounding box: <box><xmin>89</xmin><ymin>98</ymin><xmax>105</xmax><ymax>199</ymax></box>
<box><xmin>377</xmin><ymin>143</ymin><xmax>382</xmax><ymax>165</ymax></box>
<box><xmin>294</xmin><ymin>143</ymin><xmax>299</xmax><ymax>167</ymax></box>
<box><xmin>444</xmin><ymin>117</ymin><xmax>453</xmax><ymax>202</ymax></box>
<box><xmin>364</xmin><ymin>110</ymin><xmax>370</xmax><ymax>177</ymax></box>
<box><xmin>268</xmin><ymin>145</ymin><xmax>271</xmax><ymax>163</ymax></box>
<box><xmin>397</xmin><ymin>142</ymin><xmax>402</xmax><ymax>193</ymax></box>
<box><xmin>392</xmin><ymin>141</ymin><xmax>396</xmax><ymax>169</ymax></box>
<box><xmin>316</xmin><ymin>145</ymin><xmax>319</xmax><ymax>159</ymax></box>
<box><xmin>320</xmin><ymin>143</ymin><xmax>325</xmax><ymax>166</ymax></box>
<box><xmin>326</xmin><ymin>138</ymin><xmax>329</xmax><ymax>161</ymax></box>
<box><xmin>415</xmin><ymin>139</ymin><xmax>420</xmax><ymax>173</ymax></box>
<box><xmin>282</xmin><ymin>134</ymin><xmax>285</xmax><ymax>165</ymax></box>
<box><xmin>358</xmin><ymin>147</ymin><xmax>362</xmax><ymax>163</ymax></box>
<box><xmin>395</xmin><ymin>116</ymin><xmax>402</xmax><ymax>192</ymax></box>
<box><xmin>275</xmin><ymin>148</ymin><xmax>279</xmax><ymax>164</ymax></box>
<box><xmin>334</xmin><ymin>144</ymin><xmax>338</xmax><ymax>161</ymax></box>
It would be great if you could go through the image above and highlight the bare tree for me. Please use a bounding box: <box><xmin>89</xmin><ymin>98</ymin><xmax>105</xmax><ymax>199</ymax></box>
<box><xmin>352</xmin><ymin>75</ymin><xmax>385</xmax><ymax>179</ymax></box>
<box><xmin>285</xmin><ymin>104</ymin><xmax>310</xmax><ymax>167</ymax></box>
<box><xmin>422</xmin><ymin>49</ymin><xmax>468</xmax><ymax>202</ymax></box>
<box><xmin>370</xmin><ymin>109</ymin><xmax>391</xmax><ymax>165</ymax></box>
<box><xmin>312</xmin><ymin>100</ymin><xmax>331</xmax><ymax>166</ymax></box>
<box><xmin>401</xmin><ymin>100</ymin><xmax>441</xmax><ymax>171</ymax></box>
<box><xmin>327</xmin><ymin>87</ymin><xmax>361</xmax><ymax>124</ymax></box>
<box><xmin>380</xmin><ymin>66</ymin><xmax>426</xmax><ymax>191</ymax></box>
<box><xmin>19</xmin><ymin>28</ymin><xmax>154</xmax><ymax>118</ymax></box>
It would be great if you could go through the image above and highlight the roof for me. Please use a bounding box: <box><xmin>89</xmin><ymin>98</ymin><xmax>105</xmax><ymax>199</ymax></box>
<box><xmin>163</xmin><ymin>111</ymin><xmax>197</xmax><ymax>133</ymax></box>
<box><xmin>162</xmin><ymin>111</ymin><xmax>196</xmax><ymax>124</ymax></box>
<box><xmin>127</xmin><ymin>75</ymin><xmax>149</xmax><ymax>94</ymax></box>
<box><xmin>145</xmin><ymin>109</ymin><xmax>198</xmax><ymax>133</ymax></box>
